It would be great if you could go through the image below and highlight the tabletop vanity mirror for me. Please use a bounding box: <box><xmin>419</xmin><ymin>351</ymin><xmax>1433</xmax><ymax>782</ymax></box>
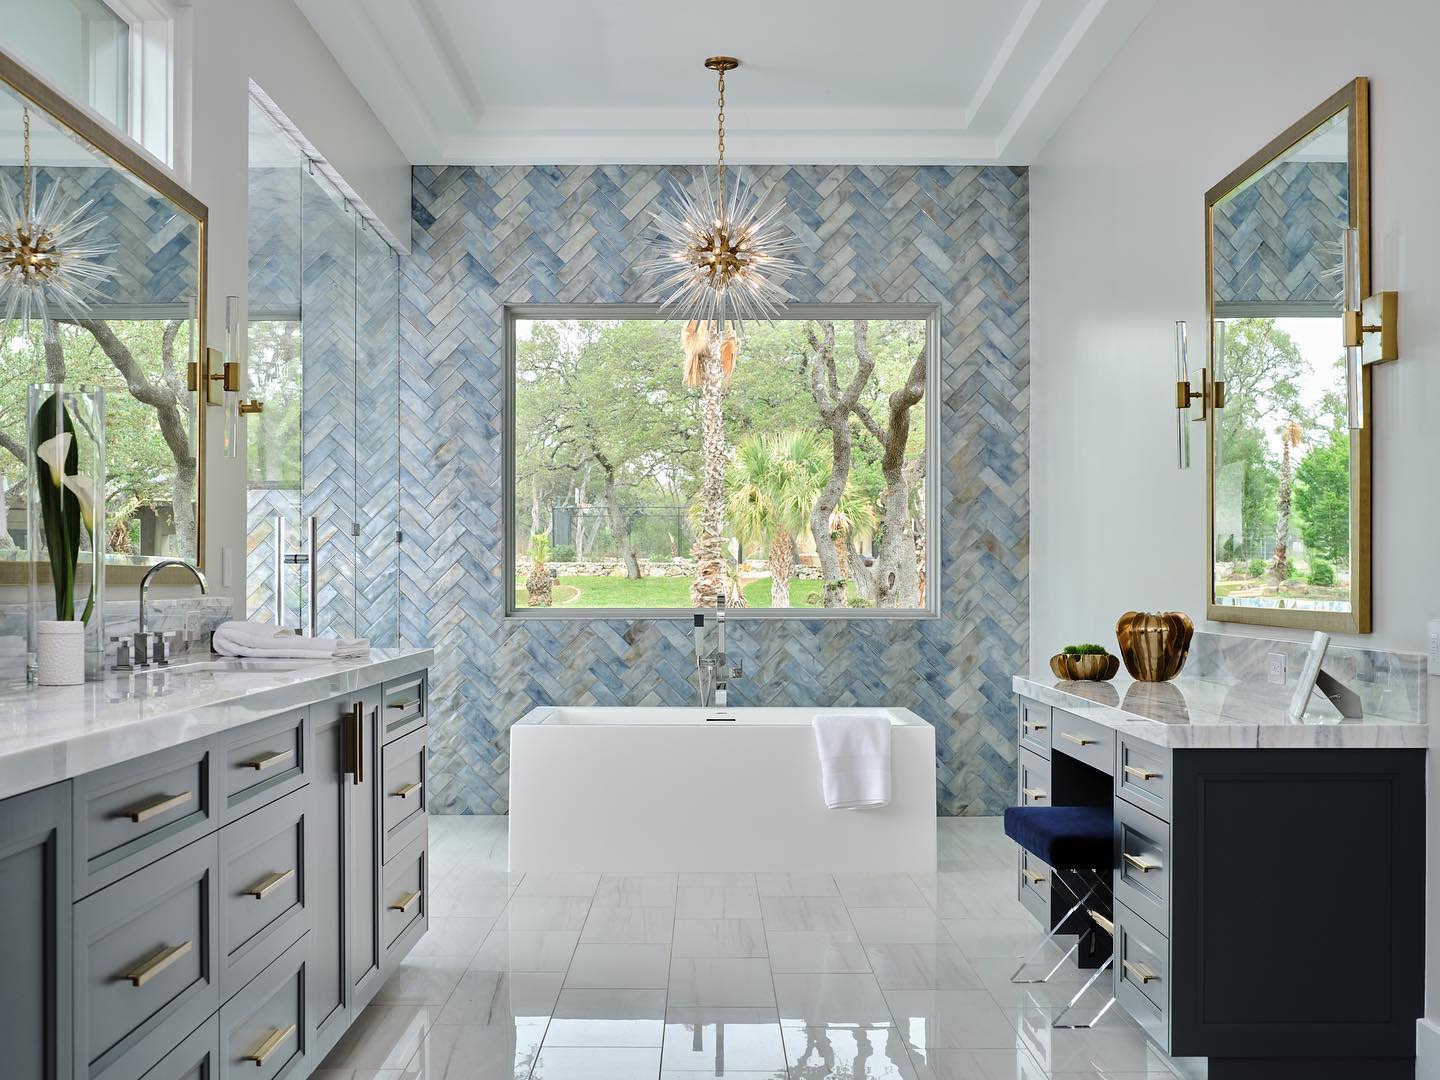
<box><xmin>1204</xmin><ymin>78</ymin><xmax>1384</xmax><ymax>634</ymax></box>
<box><xmin>0</xmin><ymin>51</ymin><xmax>207</xmax><ymax>586</ymax></box>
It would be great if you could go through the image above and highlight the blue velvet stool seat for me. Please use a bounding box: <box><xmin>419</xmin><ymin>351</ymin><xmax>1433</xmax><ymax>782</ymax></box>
<box><xmin>1003</xmin><ymin>804</ymin><xmax>1113</xmax><ymax>869</ymax></box>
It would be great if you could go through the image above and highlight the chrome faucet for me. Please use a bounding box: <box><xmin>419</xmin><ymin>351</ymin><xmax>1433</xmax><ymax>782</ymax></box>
<box><xmin>120</xmin><ymin>560</ymin><xmax>209</xmax><ymax>670</ymax></box>
<box><xmin>694</xmin><ymin>593</ymin><xmax>743</xmax><ymax>708</ymax></box>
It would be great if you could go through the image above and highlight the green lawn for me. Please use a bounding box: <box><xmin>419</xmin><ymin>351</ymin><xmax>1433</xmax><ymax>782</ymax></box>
<box><xmin>515</xmin><ymin>575</ymin><xmax>859</xmax><ymax>609</ymax></box>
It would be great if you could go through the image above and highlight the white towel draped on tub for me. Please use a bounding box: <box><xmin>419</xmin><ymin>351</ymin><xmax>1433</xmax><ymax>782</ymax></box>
<box><xmin>812</xmin><ymin>713</ymin><xmax>892</xmax><ymax>810</ymax></box>
<box><xmin>212</xmin><ymin>620</ymin><xmax>370</xmax><ymax>660</ymax></box>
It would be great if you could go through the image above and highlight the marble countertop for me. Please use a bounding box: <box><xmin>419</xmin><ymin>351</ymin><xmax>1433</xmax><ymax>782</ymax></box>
<box><xmin>1013</xmin><ymin>670</ymin><xmax>1429</xmax><ymax>750</ymax></box>
<box><xmin>0</xmin><ymin>648</ymin><xmax>433</xmax><ymax>801</ymax></box>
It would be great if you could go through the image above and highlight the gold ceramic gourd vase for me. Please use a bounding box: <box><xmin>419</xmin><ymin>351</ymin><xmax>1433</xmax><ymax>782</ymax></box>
<box><xmin>1049</xmin><ymin>652</ymin><xmax>1121</xmax><ymax>681</ymax></box>
<box><xmin>1115</xmin><ymin>611</ymin><xmax>1194</xmax><ymax>682</ymax></box>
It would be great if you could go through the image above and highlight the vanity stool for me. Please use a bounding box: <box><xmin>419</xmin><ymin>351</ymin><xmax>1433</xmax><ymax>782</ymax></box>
<box><xmin>1003</xmin><ymin>803</ymin><xmax>1117</xmax><ymax>1029</ymax></box>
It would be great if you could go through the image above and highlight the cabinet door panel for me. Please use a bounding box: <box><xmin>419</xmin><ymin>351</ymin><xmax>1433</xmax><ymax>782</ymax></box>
<box><xmin>307</xmin><ymin>701</ymin><xmax>349</xmax><ymax>1058</ymax></box>
<box><xmin>346</xmin><ymin>686</ymin><xmax>384</xmax><ymax>1009</ymax></box>
<box><xmin>0</xmin><ymin>781</ymin><xmax>72</xmax><ymax>1080</ymax></box>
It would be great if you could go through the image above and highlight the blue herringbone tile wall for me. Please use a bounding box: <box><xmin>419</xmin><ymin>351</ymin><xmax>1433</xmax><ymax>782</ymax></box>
<box><xmin>402</xmin><ymin>165</ymin><xmax>1029</xmax><ymax>817</ymax></box>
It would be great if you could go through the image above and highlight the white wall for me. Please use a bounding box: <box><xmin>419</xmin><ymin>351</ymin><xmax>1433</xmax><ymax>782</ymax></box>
<box><xmin>184</xmin><ymin>0</ymin><xmax>409</xmax><ymax>606</ymax></box>
<box><xmin>1030</xmin><ymin>0</ymin><xmax>1440</xmax><ymax>1063</ymax></box>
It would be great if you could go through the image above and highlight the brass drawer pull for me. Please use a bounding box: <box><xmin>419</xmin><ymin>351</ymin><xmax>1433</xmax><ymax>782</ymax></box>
<box><xmin>244</xmin><ymin>748</ymin><xmax>294</xmax><ymax>772</ymax></box>
<box><xmin>1022</xmin><ymin>721</ymin><xmax>1047</xmax><ymax>732</ymax></box>
<box><xmin>1123</xmin><ymin>764</ymin><xmax>1161</xmax><ymax>782</ymax></box>
<box><xmin>389</xmin><ymin>889</ymin><xmax>422</xmax><ymax>913</ymax></box>
<box><xmin>243</xmin><ymin>1023</ymin><xmax>296</xmax><ymax>1066</ymax></box>
<box><xmin>122</xmin><ymin>940</ymin><xmax>192</xmax><ymax>987</ymax></box>
<box><xmin>388</xmin><ymin>697</ymin><xmax>421</xmax><ymax>711</ymax></box>
<box><xmin>244</xmin><ymin>868</ymin><xmax>295</xmax><ymax>900</ymax></box>
<box><xmin>118</xmin><ymin>790</ymin><xmax>192</xmax><ymax>823</ymax></box>
<box><xmin>1059</xmin><ymin>732</ymin><xmax>1096</xmax><ymax>747</ymax></box>
<box><xmin>391</xmin><ymin>782</ymin><xmax>423</xmax><ymax>800</ymax></box>
<box><xmin>1124</xmin><ymin>958</ymin><xmax>1160</xmax><ymax>984</ymax></box>
<box><xmin>1123</xmin><ymin>852</ymin><xmax>1162</xmax><ymax>873</ymax></box>
<box><xmin>1021</xmin><ymin>867</ymin><xmax>1046</xmax><ymax>885</ymax></box>
<box><xmin>1088</xmin><ymin>909</ymin><xmax>1115</xmax><ymax>936</ymax></box>
<box><xmin>1020</xmin><ymin>787</ymin><xmax>1047</xmax><ymax>800</ymax></box>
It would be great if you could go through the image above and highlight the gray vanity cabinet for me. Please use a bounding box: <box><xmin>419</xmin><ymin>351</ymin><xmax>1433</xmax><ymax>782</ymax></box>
<box><xmin>0</xmin><ymin>780</ymin><xmax>73</xmax><ymax>1080</ymax></box>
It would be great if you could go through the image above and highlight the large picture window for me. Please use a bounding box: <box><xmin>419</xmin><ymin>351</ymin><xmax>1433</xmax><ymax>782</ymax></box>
<box><xmin>507</xmin><ymin>305</ymin><xmax>937</xmax><ymax>616</ymax></box>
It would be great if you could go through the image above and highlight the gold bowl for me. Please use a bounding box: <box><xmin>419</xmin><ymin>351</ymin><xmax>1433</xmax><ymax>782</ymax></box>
<box><xmin>1049</xmin><ymin>652</ymin><xmax>1121</xmax><ymax>682</ymax></box>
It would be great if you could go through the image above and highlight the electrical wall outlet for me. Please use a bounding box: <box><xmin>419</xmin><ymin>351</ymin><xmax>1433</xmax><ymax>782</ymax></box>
<box><xmin>1267</xmin><ymin>652</ymin><xmax>1287</xmax><ymax>686</ymax></box>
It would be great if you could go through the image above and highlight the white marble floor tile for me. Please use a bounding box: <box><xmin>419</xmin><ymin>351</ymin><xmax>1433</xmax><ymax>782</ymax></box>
<box><xmin>490</xmin><ymin>896</ymin><xmax>592</xmax><ymax>931</ymax></box>
<box><xmin>760</xmin><ymin>895</ymin><xmax>854</xmax><ymax>932</ymax></box>
<box><xmin>1006</xmin><ymin>1003</ymin><xmax>1180</xmax><ymax>1076</ymax></box>
<box><xmin>672</xmin><ymin>918</ymin><xmax>768</xmax><ymax>958</ymax></box>
<box><xmin>678</xmin><ymin>871</ymin><xmax>757</xmax><ymax>888</ymax></box>
<box><xmin>318</xmin><ymin>1005</ymin><xmax>437</xmax><ymax>1071</ymax></box>
<box><xmin>468</xmin><ymin>929</ymin><xmax>579</xmax><ymax>973</ymax></box>
<box><xmin>594</xmin><ymin>873</ymin><xmax>679</xmax><ymax>907</ymax></box>
<box><xmin>767</xmin><ymin>930</ymin><xmax>873</xmax><ymax>974</ymax></box>
<box><xmin>915</xmin><ymin>871</ymin><xmax>1031</xmax><ymax>920</ymax></box>
<box><xmin>542</xmin><ymin>988</ymin><xmax>667</xmax><ymax>1047</ymax></box>
<box><xmin>660</xmin><ymin>1073</ymin><xmax>779</xmax><ymax>1080</ymax></box>
<box><xmin>311</xmin><ymin>1070</ymin><xmax>415</xmax><ymax>1080</ymax></box>
<box><xmin>756</xmin><ymin>872</ymin><xmax>840</xmax><ymax>897</ymax></box>
<box><xmin>661</xmin><ymin>1007</ymin><xmax>788</xmax><ymax>1073</ymax></box>
<box><xmin>944</xmin><ymin>918</ymin><xmax>1045</xmax><ymax>959</ymax></box>
<box><xmin>563</xmin><ymin>943</ymin><xmax>672</xmax><ymax>989</ymax></box>
<box><xmin>580</xmin><ymin>905</ymin><xmax>676</xmax><ymax>944</ymax></box>
<box><xmin>530</xmin><ymin>1046</ymin><xmax>662</xmax><ymax>1079</ymax></box>
<box><xmin>865</xmin><ymin>943</ymin><xmax>985</xmax><ymax>991</ymax></box>
<box><xmin>836</xmin><ymin>873</ymin><xmax>930</xmax><ymax>908</ymax></box>
<box><xmin>1048</xmin><ymin>1072</ymin><xmax>1187</xmax><ymax>1080</ymax></box>
<box><xmin>676</xmin><ymin>885</ymin><xmax>763</xmax><ymax>919</ymax></box>
<box><xmin>780</xmin><ymin>1021</ymin><xmax>920</xmax><ymax>1079</ymax></box>
<box><xmin>402</xmin><ymin>1021</ymin><xmax>539</xmax><ymax>1080</ymax></box>
<box><xmin>849</xmin><ymin>907</ymin><xmax>952</xmax><ymax>945</ymax></box>
<box><xmin>511</xmin><ymin>872</ymin><xmax>600</xmax><ymax>897</ymax></box>
<box><xmin>907</xmin><ymin>1045</ymin><xmax>1049</xmax><ymax>1080</ymax></box>
<box><xmin>407</xmin><ymin>916</ymin><xmax>493</xmax><ymax>959</ymax></box>
<box><xmin>773</xmin><ymin>972</ymin><xmax>894</xmax><ymax>1024</ymax></box>
<box><xmin>668</xmin><ymin>957</ymin><xmax>778</xmax><ymax>1008</ymax></box>
<box><xmin>885</xmin><ymin>989</ymin><xmax>1019</xmax><ymax>1050</ymax></box>
<box><xmin>372</xmin><ymin>955</ymin><xmax>470</xmax><ymax>1006</ymax></box>
<box><xmin>432</xmin><ymin>971</ymin><xmax>563</xmax><ymax>1028</ymax></box>
<box><xmin>425</xmin><ymin>883</ymin><xmax>513</xmax><ymax>918</ymax></box>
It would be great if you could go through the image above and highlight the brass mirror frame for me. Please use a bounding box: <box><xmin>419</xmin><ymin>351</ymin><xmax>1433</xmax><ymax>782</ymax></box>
<box><xmin>1204</xmin><ymin>77</ymin><xmax>1370</xmax><ymax>634</ymax></box>
<box><xmin>0</xmin><ymin>50</ymin><xmax>208</xmax><ymax>587</ymax></box>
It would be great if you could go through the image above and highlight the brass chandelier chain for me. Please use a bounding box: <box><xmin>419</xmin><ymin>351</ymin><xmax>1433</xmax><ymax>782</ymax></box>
<box><xmin>716</xmin><ymin>65</ymin><xmax>726</xmax><ymax>207</ymax></box>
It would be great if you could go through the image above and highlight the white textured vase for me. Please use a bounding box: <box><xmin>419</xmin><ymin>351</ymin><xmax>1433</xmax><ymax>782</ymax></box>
<box><xmin>37</xmin><ymin>620</ymin><xmax>85</xmax><ymax>686</ymax></box>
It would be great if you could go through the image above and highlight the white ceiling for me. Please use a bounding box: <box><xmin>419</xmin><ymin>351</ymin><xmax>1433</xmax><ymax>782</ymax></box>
<box><xmin>296</xmin><ymin>0</ymin><xmax>1155</xmax><ymax>166</ymax></box>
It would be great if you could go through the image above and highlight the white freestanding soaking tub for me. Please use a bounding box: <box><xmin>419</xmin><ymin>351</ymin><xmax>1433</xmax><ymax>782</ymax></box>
<box><xmin>508</xmin><ymin>706</ymin><xmax>937</xmax><ymax>873</ymax></box>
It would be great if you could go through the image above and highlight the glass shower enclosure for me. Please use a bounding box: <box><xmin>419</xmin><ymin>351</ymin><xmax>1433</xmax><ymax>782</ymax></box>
<box><xmin>245</xmin><ymin>96</ymin><xmax>401</xmax><ymax>645</ymax></box>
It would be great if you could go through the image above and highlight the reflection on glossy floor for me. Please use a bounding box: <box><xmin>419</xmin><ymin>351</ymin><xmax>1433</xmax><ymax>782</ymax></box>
<box><xmin>314</xmin><ymin>816</ymin><xmax>1204</xmax><ymax>1080</ymax></box>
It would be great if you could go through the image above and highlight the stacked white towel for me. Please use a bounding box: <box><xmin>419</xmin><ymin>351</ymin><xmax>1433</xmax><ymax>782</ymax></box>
<box><xmin>812</xmin><ymin>713</ymin><xmax>892</xmax><ymax>810</ymax></box>
<box><xmin>212</xmin><ymin>620</ymin><xmax>370</xmax><ymax>660</ymax></box>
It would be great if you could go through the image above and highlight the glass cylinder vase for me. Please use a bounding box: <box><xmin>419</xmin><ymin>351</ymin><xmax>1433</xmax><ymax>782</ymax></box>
<box><xmin>25</xmin><ymin>384</ymin><xmax>106</xmax><ymax>683</ymax></box>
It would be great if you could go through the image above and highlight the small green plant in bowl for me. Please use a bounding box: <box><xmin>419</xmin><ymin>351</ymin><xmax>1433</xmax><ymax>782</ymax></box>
<box><xmin>1051</xmin><ymin>642</ymin><xmax>1120</xmax><ymax>681</ymax></box>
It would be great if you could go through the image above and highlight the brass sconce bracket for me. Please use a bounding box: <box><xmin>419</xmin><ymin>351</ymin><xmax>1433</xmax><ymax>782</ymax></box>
<box><xmin>1343</xmin><ymin>290</ymin><xmax>1399</xmax><ymax>364</ymax></box>
<box><xmin>239</xmin><ymin>399</ymin><xmax>264</xmax><ymax>415</ymax></box>
<box><xmin>1175</xmin><ymin>369</ymin><xmax>1223</xmax><ymax>420</ymax></box>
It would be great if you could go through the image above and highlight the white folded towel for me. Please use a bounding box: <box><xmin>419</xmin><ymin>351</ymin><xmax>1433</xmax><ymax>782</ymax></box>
<box><xmin>812</xmin><ymin>713</ymin><xmax>892</xmax><ymax>810</ymax></box>
<box><xmin>212</xmin><ymin>620</ymin><xmax>370</xmax><ymax>660</ymax></box>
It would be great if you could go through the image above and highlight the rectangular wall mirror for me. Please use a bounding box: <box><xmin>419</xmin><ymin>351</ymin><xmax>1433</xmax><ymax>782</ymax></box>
<box><xmin>1205</xmin><ymin>78</ymin><xmax>1370</xmax><ymax>633</ymax></box>
<box><xmin>0</xmin><ymin>51</ymin><xmax>206</xmax><ymax>583</ymax></box>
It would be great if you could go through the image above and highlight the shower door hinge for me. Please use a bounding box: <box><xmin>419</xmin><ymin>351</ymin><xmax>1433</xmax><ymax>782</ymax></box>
<box><xmin>350</xmin><ymin>522</ymin><xmax>361</xmax><ymax>537</ymax></box>
<box><xmin>395</xmin><ymin>530</ymin><xmax>404</xmax><ymax>545</ymax></box>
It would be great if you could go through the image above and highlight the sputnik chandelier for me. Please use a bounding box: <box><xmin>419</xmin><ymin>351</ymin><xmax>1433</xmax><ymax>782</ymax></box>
<box><xmin>0</xmin><ymin>107</ymin><xmax>114</xmax><ymax>334</ymax></box>
<box><xmin>638</xmin><ymin>56</ymin><xmax>799</xmax><ymax>326</ymax></box>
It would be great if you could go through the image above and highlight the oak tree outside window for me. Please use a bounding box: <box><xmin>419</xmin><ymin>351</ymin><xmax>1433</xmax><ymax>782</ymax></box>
<box><xmin>507</xmin><ymin>305</ymin><xmax>937</xmax><ymax>617</ymax></box>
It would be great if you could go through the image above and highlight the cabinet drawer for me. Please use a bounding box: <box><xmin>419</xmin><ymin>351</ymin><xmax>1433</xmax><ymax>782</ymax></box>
<box><xmin>1017</xmin><ymin>697</ymin><xmax>1051</xmax><ymax>760</ymax></box>
<box><xmin>74</xmin><ymin>740</ymin><xmax>219</xmax><ymax>897</ymax></box>
<box><xmin>1052</xmin><ymin>709</ymin><xmax>1114</xmax><ymax>775</ymax></box>
<box><xmin>381</xmin><ymin>726</ymin><xmax>427</xmax><ymax>863</ymax></box>
<box><xmin>74</xmin><ymin>835</ymin><xmax>219</xmax><ymax>1080</ymax></box>
<box><xmin>1114</xmin><ymin>796</ymin><xmax>1169</xmax><ymax>935</ymax></box>
<box><xmin>381</xmin><ymin>673</ymin><xmax>426</xmax><ymax>744</ymax></box>
<box><xmin>1016</xmin><ymin>746</ymin><xmax>1051</xmax><ymax>806</ymax></box>
<box><xmin>218</xmin><ymin>788</ymin><xmax>309</xmax><ymax>1001</ymax></box>
<box><xmin>381</xmin><ymin>832</ymin><xmax>428</xmax><ymax>959</ymax></box>
<box><xmin>218</xmin><ymin>933</ymin><xmax>308</xmax><ymax>1080</ymax></box>
<box><xmin>222</xmin><ymin>711</ymin><xmax>307</xmax><ymax>822</ymax></box>
<box><xmin>1116</xmin><ymin>736</ymin><xmax>1171</xmax><ymax>822</ymax></box>
<box><xmin>1017</xmin><ymin>848</ymin><xmax>1050</xmax><ymax>920</ymax></box>
<box><xmin>138</xmin><ymin>1016</ymin><xmax>218</xmax><ymax>1080</ymax></box>
<box><xmin>1114</xmin><ymin>899</ymin><xmax>1170</xmax><ymax>1053</ymax></box>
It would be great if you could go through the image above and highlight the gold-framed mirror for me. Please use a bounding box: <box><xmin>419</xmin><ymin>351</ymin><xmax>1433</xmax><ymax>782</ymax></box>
<box><xmin>0</xmin><ymin>51</ymin><xmax>207</xmax><ymax>586</ymax></box>
<box><xmin>1205</xmin><ymin>78</ymin><xmax>1370</xmax><ymax>633</ymax></box>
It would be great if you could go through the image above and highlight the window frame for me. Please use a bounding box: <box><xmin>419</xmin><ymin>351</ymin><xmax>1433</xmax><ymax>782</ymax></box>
<box><xmin>503</xmin><ymin>301</ymin><xmax>942</xmax><ymax>621</ymax></box>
